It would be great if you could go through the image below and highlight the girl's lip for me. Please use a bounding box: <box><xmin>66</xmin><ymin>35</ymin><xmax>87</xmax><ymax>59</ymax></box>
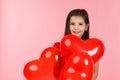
<box><xmin>72</xmin><ymin>31</ymin><xmax>81</xmax><ymax>34</ymax></box>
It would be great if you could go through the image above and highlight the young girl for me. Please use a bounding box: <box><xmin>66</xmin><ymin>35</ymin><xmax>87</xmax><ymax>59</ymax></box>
<box><xmin>64</xmin><ymin>9</ymin><xmax>99</xmax><ymax>80</ymax></box>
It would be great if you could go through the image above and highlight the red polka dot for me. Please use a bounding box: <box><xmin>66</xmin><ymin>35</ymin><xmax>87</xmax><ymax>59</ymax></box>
<box><xmin>45</xmin><ymin>51</ymin><xmax>51</xmax><ymax>58</ymax></box>
<box><xmin>29</xmin><ymin>65</ymin><xmax>38</xmax><ymax>71</ymax></box>
<box><xmin>67</xmin><ymin>67</ymin><xmax>75</xmax><ymax>73</ymax></box>
<box><xmin>73</xmin><ymin>56</ymin><xmax>80</xmax><ymax>64</ymax></box>
<box><xmin>65</xmin><ymin>39</ymin><xmax>71</xmax><ymax>47</ymax></box>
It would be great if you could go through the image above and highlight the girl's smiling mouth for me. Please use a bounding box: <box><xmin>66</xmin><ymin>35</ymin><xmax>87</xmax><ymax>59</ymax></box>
<box><xmin>72</xmin><ymin>30</ymin><xmax>81</xmax><ymax>34</ymax></box>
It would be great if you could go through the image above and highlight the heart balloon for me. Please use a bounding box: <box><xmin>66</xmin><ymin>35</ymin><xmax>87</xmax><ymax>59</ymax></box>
<box><xmin>60</xmin><ymin>34</ymin><xmax>105</xmax><ymax>64</ymax></box>
<box><xmin>24</xmin><ymin>47</ymin><xmax>61</xmax><ymax>80</ymax></box>
<box><xmin>59</xmin><ymin>50</ymin><xmax>94</xmax><ymax>80</ymax></box>
<box><xmin>24</xmin><ymin>59</ymin><xmax>43</xmax><ymax>80</ymax></box>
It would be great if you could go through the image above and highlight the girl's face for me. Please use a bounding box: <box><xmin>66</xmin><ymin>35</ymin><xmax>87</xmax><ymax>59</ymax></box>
<box><xmin>70</xmin><ymin>16</ymin><xmax>88</xmax><ymax>38</ymax></box>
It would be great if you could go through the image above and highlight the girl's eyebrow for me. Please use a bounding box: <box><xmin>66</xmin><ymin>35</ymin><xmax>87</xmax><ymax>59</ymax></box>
<box><xmin>70</xmin><ymin>22</ymin><xmax>74</xmax><ymax>23</ymax></box>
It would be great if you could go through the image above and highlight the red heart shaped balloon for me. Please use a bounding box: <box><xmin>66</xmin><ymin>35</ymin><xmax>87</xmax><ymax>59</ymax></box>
<box><xmin>24</xmin><ymin>47</ymin><xmax>61</xmax><ymax>80</ymax></box>
<box><xmin>59</xmin><ymin>50</ymin><xmax>94</xmax><ymax>80</ymax></box>
<box><xmin>60</xmin><ymin>34</ymin><xmax>105</xmax><ymax>64</ymax></box>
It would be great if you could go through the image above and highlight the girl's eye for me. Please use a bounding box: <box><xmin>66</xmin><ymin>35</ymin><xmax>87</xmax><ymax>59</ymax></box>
<box><xmin>79</xmin><ymin>23</ymin><xmax>83</xmax><ymax>25</ymax></box>
<box><xmin>70</xmin><ymin>22</ymin><xmax>75</xmax><ymax>25</ymax></box>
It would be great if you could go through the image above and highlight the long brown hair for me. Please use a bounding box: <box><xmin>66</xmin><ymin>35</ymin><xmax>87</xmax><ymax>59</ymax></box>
<box><xmin>64</xmin><ymin>9</ymin><xmax>89</xmax><ymax>40</ymax></box>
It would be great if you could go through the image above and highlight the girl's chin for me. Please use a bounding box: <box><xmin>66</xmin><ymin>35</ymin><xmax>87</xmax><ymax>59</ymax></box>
<box><xmin>72</xmin><ymin>34</ymin><xmax>81</xmax><ymax>37</ymax></box>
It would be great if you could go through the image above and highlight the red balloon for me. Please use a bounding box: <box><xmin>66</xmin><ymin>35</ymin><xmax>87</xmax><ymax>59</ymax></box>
<box><xmin>53</xmin><ymin>42</ymin><xmax>65</xmax><ymax>67</ymax></box>
<box><xmin>24</xmin><ymin>59</ymin><xmax>42</xmax><ymax>80</ymax></box>
<box><xmin>60</xmin><ymin>34</ymin><xmax>105</xmax><ymax>64</ymax></box>
<box><xmin>24</xmin><ymin>47</ymin><xmax>62</xmax><ymax>80</ymax></box>
<box><xmin>53</xmin><ymin>42</ymin><xmax>60</xmax><ymax>50</ymax></box>
<box><xmin>59</xmin><ymin>50</ymin><xmax>94</xmax><ymax>80</ymax></box>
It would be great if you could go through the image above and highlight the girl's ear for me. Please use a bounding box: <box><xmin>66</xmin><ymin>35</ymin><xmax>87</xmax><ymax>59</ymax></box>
<box><xmin>85</xmin><ymin>24</ymin><xmax>89</xmax><ymax>31</ymax></box>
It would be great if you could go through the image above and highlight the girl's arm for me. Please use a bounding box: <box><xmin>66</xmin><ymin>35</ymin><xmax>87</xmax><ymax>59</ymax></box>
<box><xmin>92</xmin><ymin>62</ymin><xmax>99</xmax><ymax>80</ymax></box>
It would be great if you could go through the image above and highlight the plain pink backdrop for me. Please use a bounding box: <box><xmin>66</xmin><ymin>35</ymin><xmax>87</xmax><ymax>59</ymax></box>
<box><xmin>1</xmin><ymin>0</ymin><xmax>120</xmax><ymax>80</ymax></box>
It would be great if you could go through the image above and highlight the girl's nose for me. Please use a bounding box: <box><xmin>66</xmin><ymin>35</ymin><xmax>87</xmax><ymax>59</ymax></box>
<box><xmin>74</xmin><ymin>25</ymin><xmax>78</xmax><ymax>30</ymax></box>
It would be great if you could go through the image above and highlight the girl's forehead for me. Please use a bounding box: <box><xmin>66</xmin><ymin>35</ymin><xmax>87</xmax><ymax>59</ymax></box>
<box><xmin>71</xmin><ymin>15</ymin><xmax>83</xmax><ymax>18</ymax></box>
<box><xmin>70</xmin><ymin>16</ymin><xmax>84</xmax><ymax>22</ymax></box>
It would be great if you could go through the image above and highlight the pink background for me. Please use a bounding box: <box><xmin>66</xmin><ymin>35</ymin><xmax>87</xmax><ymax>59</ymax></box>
<box><xmin>1</xmin><ymin>0</ymin><xmax>120</xmax><ymax>80</ymax></box>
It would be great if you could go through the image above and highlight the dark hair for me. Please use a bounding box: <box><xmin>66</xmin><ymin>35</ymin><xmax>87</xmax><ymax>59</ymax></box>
<box><xmin>64</xmin><ymin>9</ymin><xmax>89</xmax><ymax>40</ymax></box>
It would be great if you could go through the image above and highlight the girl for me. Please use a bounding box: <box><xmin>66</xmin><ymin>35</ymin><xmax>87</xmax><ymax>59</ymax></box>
<box><xmin>64</xmin><ymin>9</ymin><xmax>99</xmax><ymax>80</ymax></box>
